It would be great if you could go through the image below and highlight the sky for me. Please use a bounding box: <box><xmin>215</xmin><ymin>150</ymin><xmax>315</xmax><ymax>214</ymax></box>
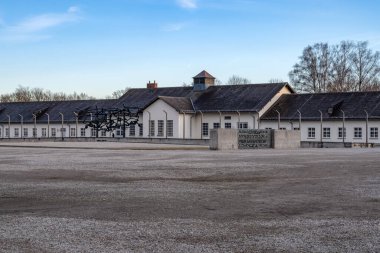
<box><xmin>0</xmin><ymin>0</ymin><xmax>379</xmax><ymax>98</ymax></box>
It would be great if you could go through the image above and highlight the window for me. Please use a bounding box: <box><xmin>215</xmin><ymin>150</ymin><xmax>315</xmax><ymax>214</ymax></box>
<box><xmin>167</xmin><ymin>120</ymin><xmax>173</xmax><ymax>137</ymax></box>
<box><xmin>213</xmin><ymin>122</ymin><xmax>220</xmax><ymax>129</ymax></box>
<box><xmin>91</xmin><ymin>128</ymin><xmax>97</xmax><ymax>137</ymax></box>
<box><xmin>101</xmin><ymin>130</ymin><xmax>106</xmax><ymax>137</ymax></box>
<box><xmin>42</xmin><ymin>128</ymin><xmax>47</xmax><ymax>137</ymax></box>
<box><xmin>157</xmin><ymin>120</ymin><xmax>164</xmax><ymax>137</ymax></box>
<box><xmin>238</xmin><ymin>122</ymin><xmax>248</xmax><ymax>129</ymax></box>
<box><xmin>6</xmin><ymin>128</ymin><xmax>9</xmax><ymax>137</ymax></box>
<box><xmin>202</xmin><ymin>123</ymin><xmax>209</xmax><ymax>136</ymax></box>
<box><xmin>51</xmin><ymin>128</ymin><xmax>56</xmax><ymax>137</ymax></box>
<box><xmin>338</xmin><ymin>127</ymin><xmax>346</xmax><ymax>138</ymax></box>
<box><xmin>224</xmin><ymin>116</ymin><xmax>231</xmax><ymax>120</ymax></box>
<box><xmin>129</xmin><ymin>125</ymin><xmax>136</xmax><ymax>137</ymax></box>
<box><xmin>139</xmin><ymin>124</ymin><xmax>143</xmax><ymax>136</ymax></box>
<box><xmin>323</xmin><ymin>127</ymin><xmax>330</xmax><ymax>138</ymax></box>
<box><xmin>80</xmin><ymin>128</ymin><xmax>86</xmax><ymax>137</ymax></box>
<box><xmin>225</xmin><ymin>122</ymin><xmax>231</xmax><ymax>128</ymax></box>
<box><xmin>70</xmin><ymin>128</ymin><xmax>76</xmax><ymax>137</ymax></box>
<box><xmin>149</xmin><ymin>120</ymin><xmax>155</xmax><ymax>136</ymax></box>
<box><xmin>354</xmin><ymin>127</ymin><xmax>362</xmax><ymax>138</ymax></box>
<box><xmin>23</xmin><ymin>128</ymin><xmax>28</xmax><ymax>137</ymax></box>
<box><xmin>61</xmin><ymin>128</ymin><xmax>66</xmax><ymax>137</ymax></box>
<box><xmin>279</xmin><ymin>127</ymin><xmax>286</xmax><ymax>130</ymax></box>
<box><xmin>14</xmin><ymin>128</ymin><xmax>19</xmax><ymax>137</ymax></box>
<box><xmin>308</xmin><ymin>127</ymin><xmax>315</xmax><ymax>138</ymax></box>
<box><xmin>370</xmin><ymin>127</ymin><xmax>378</xmax><ymax>138</ymax></box>
<box><xmin>265</xmin><ymin>127</ymin><xmax>272</xmax><ymax>130</ymax></box>
<box><xmin>294</xmin><ymin>127</ymin><xmax>300</xmax><ymax>131</ymax></box>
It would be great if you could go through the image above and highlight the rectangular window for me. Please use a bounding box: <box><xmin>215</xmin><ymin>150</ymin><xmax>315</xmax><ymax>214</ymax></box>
<box><xmin>224</xmin><ymin>116</ymin><xmax>231</xmax><ymax>120</ymax></box>
<box><xmin>167</xmin><ymin>120</ymin><xmax>173</xmax><ymax>137</ymax></box>
<box><xmin>308</xmin><ymin>127</ymin><xmax>315</xmax><ymax>138</ymax></box>
<box><xmin>323</xmin><ymin>127</ymin><xmax>331</xmax><ymax>138</ymax></box>
<box><xmin>6</xmin><ymin>128</ymin><xmax>9</xmax><ymax>137</ymax></box>
<box><xmin>80</xmin><ymin>128</ymin><xmax>86</xmax><ymax>137</ymax></box>
<box><xmin>51</xmin><ymin>128</ymin><xmax>56</xmax><ymax>137</ymax></box>
<box><xmin>213</xmin><ymin>122</ymin><xmax>220</xmax><ymax>129</ymax></box>
<box><xmin>23</xmin><ymin>128</ymin><xmax>28</xmax><ymax>137</ymax></box>
<box><xmin>33</xmin><ymin>128</ymin><xmax>37</xmax><ymax>137</ymax></box>
<box><xmin>157</xmin><ymin>120</ymin><xmax>164</xmax><ymax>137</ymax></box>
<box><xmin>354</xmin><ymin>127</ymin><xmax>362</xmax><ymax>138</ymax></box>
<box><xmin>202</xmin><ymin>123</ymin><xmax>209</xmax><ymax>136</ymax></box>
<box><xmin>238</xmin><ymin>122</ymin><xmax>248</xmax><ymax>129</ymax></box>
<box><xmin>370</xmin><ymin>127</ymin><xmax>378</xmax><ymax>138</ymax></box>
<box><xmin>70</xmin><ymin>128</ymin><xmax>76</xmax><ymax>137</ymax></box>
<box><xmin>129</xmin><ymin>125</ymin><xmax>136</xmax><ymax>136</ymax></box>
<box><xmin>139</xmin><ymin>124</ymin><xmax>143</xmax><ymax>136</ymax></box>
<box><xmin>294</xmin><ymin>127</ymin><xmax>300</xmax><ymax>131</ymax></box>
<box><xmin>265</xmin><ymin>127</ymin><xmax>272</xmax><ymax>130</ymax></box>
<box><xmin>14</xmin><ymin>128</ymin><xmax>19</xmax><ymax>137</ymax></box>
<box><xmin>101</xmin><ymin>130</ymin><xmax>106</xmax><ymax>137</ymax></box>
<box><xmin>149</xmin><ymin>120</ymin><xmax>155</xmax><ymax>137</ymax></box>
<box><xmin>61</xmin><ymin>128</ymin><xmax>66</xmax><ymax>137</ymax></box>
<box><xmin>279</xmin><ymin>127</ymin><xmax>286</xmax><ymax>130</ymax></box>
<box><xmin>225</xmin><ymin>122</ymin><xmax>231</xmax><ymax>128</ymax></box>
<box><xmin>338</xmin><ymin>127</ymin><xmax>346</xmax><ymax>138</ymax></box>
<box><xmin>42</xmin><ymin>128</ymin><xmax>47</xmax><ymax>137</ymax></box>
<box><xmin>91</xmin><ymin>128</ymin><xmax>97</xmax><ymax>137</ymax></box>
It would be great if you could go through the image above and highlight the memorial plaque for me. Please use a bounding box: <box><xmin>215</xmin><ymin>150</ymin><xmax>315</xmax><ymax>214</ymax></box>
<box><xmin>238</xmin><ymin>129</ymin><xmax>273</xmax><ymax>149</ymax></box>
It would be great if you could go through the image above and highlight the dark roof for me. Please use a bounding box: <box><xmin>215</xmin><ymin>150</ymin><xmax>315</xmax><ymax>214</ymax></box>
<box><xmin>193</xmin><ymin>83</ymin><xmax>292</xmax><ymax>112</ymax></box>
<box><xmin>193</xmin><ymin>70</ymin><xmax>215</xmax><ymax>79</ymax></box>
<box><xmin>261</xmin><ymin>92</ymin><xmax>380</xmax><ymax>121</ymax></box>
<box><xmin>157</xmin><ymin>96</ymin><xmax>194</xmax><ymax>112</ymax></box>
<box><xmin>0</xmin><ymin>99</ymin><xmax>116</xmax><ymax>123</ymax></box>
<box><xmin>114</xmin><ymin>87</ymin><xmax>195</xmax><ymax>109</ymax></box>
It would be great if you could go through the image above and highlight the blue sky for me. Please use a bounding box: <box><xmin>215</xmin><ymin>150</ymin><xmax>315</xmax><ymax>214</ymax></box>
<box><xmin>0</xmin><ymin>0</ymin><xmax>379</xmax><ymax>98</ymax></box>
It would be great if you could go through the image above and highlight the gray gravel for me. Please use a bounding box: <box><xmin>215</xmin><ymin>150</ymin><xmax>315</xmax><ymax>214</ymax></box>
<box><xmin>0</xmin><ymin>143</ymin><xmax>379</xmax><ymax>252</ymax></box>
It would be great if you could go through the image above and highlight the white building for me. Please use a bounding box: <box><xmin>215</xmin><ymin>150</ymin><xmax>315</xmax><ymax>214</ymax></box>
<box><xmin>0</xmin><ymin>70</ymin><xmax>379</xmax><ymax>146</ymax></box>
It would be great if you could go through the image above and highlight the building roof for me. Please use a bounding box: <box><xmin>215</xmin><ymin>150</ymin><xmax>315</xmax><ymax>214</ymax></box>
<box><xmin>193</xmin><ymin>70</ymin><xmax>215</xmax><ymax>79</ymax></box>
<box><xmin>261</xmin><ymin>92</ymin><xmax>380</xmax><ymax>121</ymax></box>
<box><xmin>0</xmin><ymin>99</ymin><xmax>116</xmax><ymax>123</ymax></box>
<box><xmin>192</xmin><ymin>83</ymin><xmax>292</xmax><ymax>112</ymax></box>
<box><xmin>157</xmin><ymin>96</ymin><xmax>195</xmax><ymax>112</ymax></box>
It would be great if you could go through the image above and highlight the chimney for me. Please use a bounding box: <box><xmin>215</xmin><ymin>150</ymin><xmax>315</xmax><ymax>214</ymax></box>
<box><xmin>147</xmin><ymin>80</ymin><xmax>158</xmax><ymax>89</ymax></box>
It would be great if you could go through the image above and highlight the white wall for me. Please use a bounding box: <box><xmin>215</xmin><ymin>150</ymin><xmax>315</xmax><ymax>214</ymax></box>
<box><xmin>260</xmin><ymin>120</ymin><xmax>380</xmax><ymax>144</ymax></box>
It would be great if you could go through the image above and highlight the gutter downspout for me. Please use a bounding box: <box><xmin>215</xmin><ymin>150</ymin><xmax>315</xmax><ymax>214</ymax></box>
<box><xmin>45</xmin><ymin>113</ymin><xmax>50</xmax><ymax>138</ymax></box>
<box><xmin>147</xmin><ymin>111</ymin><xmax>151</xmax><ymax>138</ymax></box>
<box><xmin>190</xmin><ymin>114</ymin><xmax>195</xmax><ymax>139</ymax></box>
<box><xmin>218</xmin><ymin>111</ymin><xmax>222</xmax><ymax>128</ymax></box>
<box><xmin>59</xmin><ymin>112</ymin><xmax>64</xmax><ymax>140</ymax></box>
<box><xmin>275</xmin><ymin>110</ymin><xmax>280</xmax><ymax>130</ymax></box>
<box><xmin>236</xmin><ymin>111</ymin><xmax>241</xmax><ymax>129</ymax></box>
<box><xmin>18</xmin><ymin>114</ymin><xmax>23</xmax><ymax>139</ymax></box>
<box><xmin>7</xmin><ymin>114</ymin><xmax>10</xmax><ymax>139</ymax></box>
<box><xmin>74</xmin><ymin>112</ymin><xmax>79</xmax><ymax>138</ymax></box>
<box><xmin>199</xmin><ymin>110</ymin><xmax>204</xmax><ymax>140</ymax></box>
<box><xmin>297</xmin><ymin>109</ymin><xmax>302</xmax><ymax>131</ymax></box>
<box><xmin>32</xmin><ymin>114</ymin><xmax>37</xmax><ymax>138</ymax></box>
<box><xmin>250</xmin><ymin>112</ymin><xmax>255</xmax><ymax>129</ymax></box>
<box><xmin>256</xmin><ymin>112</ymin><xmax>261</xmax><ymax>129</ymax></box>
<box><xmin>364</xmin><ymin>110</ymin><xmax>369</xmax><ymax>146</ymax></box>
<box><xmin>341</xmin><ymin>109</ymin><xmax>345</xmax><ymax>145</ymax></box>
<box><xmin>182</xmin><ymin>111</ymin><xmax>186</xmax><ymax>139</ymax></box>
<box><xmin>318</xmin><ymin>110</ymin><xmax>323</xmax><ymax>146</ymax></box>
<box><xmin>163</xmin><ymin>110</ymin><xmax>168</xmax><ymax>139</ymax></box>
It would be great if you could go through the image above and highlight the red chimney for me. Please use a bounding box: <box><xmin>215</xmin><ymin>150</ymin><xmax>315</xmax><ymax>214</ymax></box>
<box><xmin>147</xmin><ymin>80</ymin><xmax>158</xmax><ymax>89</ymax></box>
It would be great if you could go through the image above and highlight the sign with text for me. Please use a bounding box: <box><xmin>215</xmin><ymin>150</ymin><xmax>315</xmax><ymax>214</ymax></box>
<box><xmin>238</xmin><ymin>129</ymin><xmax>273</xmax><ymax>149</ymax></box>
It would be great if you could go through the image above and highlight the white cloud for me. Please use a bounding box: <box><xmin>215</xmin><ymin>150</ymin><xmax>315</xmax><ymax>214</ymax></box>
<box><xmin>162</xmin><ymin>22</ymin><xmax>186</xmax><ymax>32</ymax></box>
<box><xmin>177</xmin><ymin>0</ymin><xmax>197</xmax><ymax>9</ymax></box>
<box><xmin>0</xmin><ymin>6</ymin><xmax>82</xmax><ymax>42</ymax></box>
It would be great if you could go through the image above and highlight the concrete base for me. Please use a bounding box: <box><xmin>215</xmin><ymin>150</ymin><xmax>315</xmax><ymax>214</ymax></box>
<box><xmin>273</xmin><ymin>130</ymin><xmax>300</xmax><ymax>149</ymax></box>
<box><xmin>210</xmin><ymin>129</ymin><xmax>238</xmax><ymax>150</ymax></box>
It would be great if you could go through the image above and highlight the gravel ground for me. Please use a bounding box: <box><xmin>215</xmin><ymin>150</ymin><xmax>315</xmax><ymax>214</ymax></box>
<box><xmin>0</xmin><ymin>143</ymin><xmax>379</xmax><ymax>252</ymax></box>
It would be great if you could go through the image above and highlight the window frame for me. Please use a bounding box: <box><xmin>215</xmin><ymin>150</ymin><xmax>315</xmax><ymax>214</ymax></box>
<box><xmin>308</xmin><ymin>127</ymin><xmax>316</xmax><ymax>139</ymax></box>
<box><xmin>202</xmin><ymin>123</ymin><xmax>209</xmax><ymax>136</ymax></box>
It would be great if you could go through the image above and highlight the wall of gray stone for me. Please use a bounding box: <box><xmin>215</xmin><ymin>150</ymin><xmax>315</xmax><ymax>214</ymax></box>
<box><xmin>210</xmin><ymin>129</ymin><xmax>238</xmax><ymax>150</ymax></box>
<box><xmin>273</xmin><ymin>130</ymin><xmax>300</xmax><ymax>149</ymax></box>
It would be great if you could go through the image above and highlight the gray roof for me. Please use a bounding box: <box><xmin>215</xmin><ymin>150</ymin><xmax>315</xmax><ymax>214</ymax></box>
<box><xmin>0</xmin><ymin>99</ymin><xmax>116</xmax><ymax>124</ymax></box>
<box><xmin>261</xmin><ymin>92</ymin><xmax>380</xmax><ymax>121</ymax></box>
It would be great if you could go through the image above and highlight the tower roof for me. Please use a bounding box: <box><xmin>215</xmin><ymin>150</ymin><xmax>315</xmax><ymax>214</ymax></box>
<box><xmin>193</xmin><ymin>70</ymin><xmax>215</xmax><ymax>79</ymax></box>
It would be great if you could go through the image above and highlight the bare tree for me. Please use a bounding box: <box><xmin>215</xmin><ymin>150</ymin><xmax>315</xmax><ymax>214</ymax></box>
<box><xmin>268</xmin><ymin>78</ymin><xmax>284</xmax><ymax>83</ymax></box>
<box><xmin>329</xmin><ymin>41</ymin><xmax>355</xmax><ymax>92</ymax></box>
<box><xmin>351</xmin><ymin>41</ymin><xmax>380</xmax><ymax>91</ymax></box>
<box><xmin>225</xmin><ymin>75</ymin><xmax>251</xmax><ymax>85</ymax></box>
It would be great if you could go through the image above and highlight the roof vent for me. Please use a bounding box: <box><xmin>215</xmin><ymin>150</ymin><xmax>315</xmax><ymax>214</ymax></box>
<box><xmin>328</xmin><ymin>100</ymin><xmax>343</xmax><ymax>116</ymax></box>
<box><xmin>193</xmin><ymin>70</ymin><xmax>216</xmax><ymax>91</ymax></box>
